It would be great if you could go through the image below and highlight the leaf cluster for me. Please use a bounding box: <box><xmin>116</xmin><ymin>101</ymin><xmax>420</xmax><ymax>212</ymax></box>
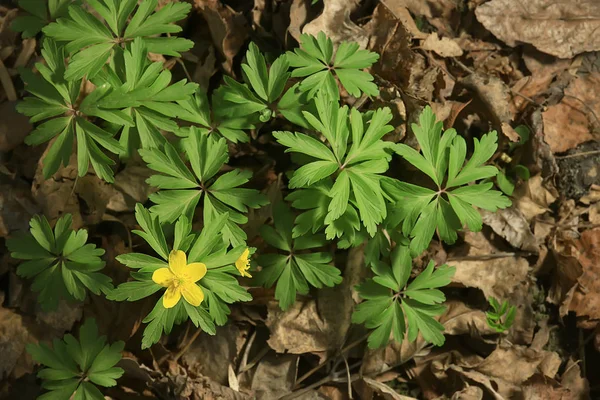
<box><xmin>43</xmin><ymin>0</ymin><xmax>192</xmax><ymax>80</ymax></box>
<box><xmin>139</xmin><ymin>128</ymin><xmax>268</xmax><ymax>246</ymax></box>
<box><xmin>385</xmin><ymin>106</ymin><xmax>512</xmax><ymax>255</ymax></box>
<box><xmin>27</xmin><ymin>318</ymin><xmax>124</xmax><ymax>400</ymax></box>
<box><xmin>485</xmin><ymin>297</ymin><xmax>516</xmax><ymax>333</ymax></box>
<box><xmin>109</xmin><ymin>205</ymin><xmax>252</xmax><ymax>349</ymax></box>
<box><xmin>352</xmin><ymin>244</ymin><xmax>455</xmax><ymax>348</ymax></box>
<box><xmin>274</xmin><ymin>94</ymin><xmax>394</xmax><ymax>242</ymax></box>
<box><xmin>255</xmin><ymin>202</ymin><xmax>342</xmax><ymax>310</ymax></box>
<box><xmin>7</xmin><ymin>214</ymin><xmax>112</xmax><ymax>311</ymax></box>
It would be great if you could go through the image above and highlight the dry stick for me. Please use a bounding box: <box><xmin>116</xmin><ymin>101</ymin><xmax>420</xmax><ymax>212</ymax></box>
<box><xmin>294</xmin><ymin>332</ymin><xmax>370</xmax><ymax>388</ymax></box>
<box><xmin>555</xmin><ymin>150</ymin><xmax>600</xmax><ymax>160</ymax></box>
<box><xmin>166</xmin><ymin>326</ymin><xmax>204</xmax><ymax>364</ymax></box>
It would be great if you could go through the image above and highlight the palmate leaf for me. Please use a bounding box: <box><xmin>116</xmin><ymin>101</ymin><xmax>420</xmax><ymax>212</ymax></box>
<box><xmin>17</xmin><ymin>39</ymin><xmax>128</xmax><ymax>182</ymax></box>
<box><xmin>217</xmin><ymin>43</ymin><xmax>310</xmax><ymax>126</ymax></box>
<box><xmin>27</xmin><ymin>318</ymin><xmax>124</xmax><ymax>400</ymax></box>
<box><xmin>286</xmin><ymin>32</ymin><xmax>379</xmax><ymax>99</ymax></box>
<box><xmin>93</xmin><ymin>38</ymin><xmax>198</xmax><ymax>157</ymax></box>
<box><xmin>12</xmin><ymin>0</ymin><xmax>74</xmax><ymax>38</ymax></box>
<box><xmin>110</xmin><ymin>206</ymin><xmax>251</xmax><ymax>349</ymax></box>
<box><xmin>255</xmin><ymin>202</ymin><xmax>342</xmax><ymax>310</ymax></box>
<box><xmin>386</xmin><ymin>106</ymin><xmax>511</xmax><ymax>255</ymax></box>
<box><xmin>171</xmin><ymin>88</ymin><xmax>256</xmax><ymax>144</ymax></box>
<box><xmin>274</xmin><ymin>94</ymin><xmax>394</xmax><ymax>239</ymax></box>
<box><xmin>43</xmin><ymin>0</ymin><xmax>193</xmax><ymax>80</ymax></box>
<box><xmin>139</xmin><ymin>128</ymin><xmax>268</xmax><ymax>246</ymax></box>
<box><xmin>7</xmin><ymin>214</ymin><xmax>112</xmax><ymax>311</ymax></box>
<box><xmin>352</xmin><ymin>245</ymin><xmax>455</xmax><ymax>349</ymax></box>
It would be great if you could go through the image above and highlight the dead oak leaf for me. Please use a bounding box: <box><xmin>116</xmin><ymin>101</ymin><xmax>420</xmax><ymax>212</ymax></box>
<box><xmin>475</xmin><ymin>0</ymin><xmax>600</xmax><ymax>59</ymax></box>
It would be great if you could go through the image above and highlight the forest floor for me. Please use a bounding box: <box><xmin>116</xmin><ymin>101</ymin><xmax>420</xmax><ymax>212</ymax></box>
<box><xmin>1</xmin><ymin>0</ymin><xmax>599</xmax><ymax>399</ymax></box>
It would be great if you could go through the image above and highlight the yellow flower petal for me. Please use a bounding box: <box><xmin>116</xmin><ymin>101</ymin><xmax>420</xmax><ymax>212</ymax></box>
<box><xmin>184</xmin><ymin>262</ymin><xmax>207</xmax><ymax>283</ymax></box>
<box><xmin>162</xmin><ymin>286</ymin><xmax>182</xmax><ymax>308</ymax></box>
<box><xmin>152</xmin><ymin>268</ymin><xmax>175</xmax><ymax>287</ymax></box>
<box><xmin>181</xmin><ymin>282</ymin><xmax>204</xmax><ymax>307</ymax></box>
<box><xmin>235</xmin><ymin>248</ymin><xmax>251</xmax><ymax>277</ymax></box>
<box><xmin>169</xmin><ymin>249</ymin><xmax>187</xmax><ymax>276</ymax></box>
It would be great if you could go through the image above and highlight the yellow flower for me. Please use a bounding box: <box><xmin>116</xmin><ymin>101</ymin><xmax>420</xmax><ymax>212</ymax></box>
<box><xmin>152</xmin><ymin>250</ymin><xmax>207</xmax><ymax>309</ymax></box>
<box><xmin>235</xmin><ymin>248</ymin><xmax>252</xmax><ymax>278</ymax></box>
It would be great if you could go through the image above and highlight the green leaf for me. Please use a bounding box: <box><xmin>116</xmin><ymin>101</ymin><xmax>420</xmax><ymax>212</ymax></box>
<box><xmin>256</xmin><ymin>202</ymin><xmax>341</xmax><ymax>310</ymax></box>
<box><xmin>28</xmin><ymin>318</ymin><xmax>123</xmax><ymax>399</ymax></box>
<box><xmin>287</xmin><ymin>32</ymin><xmax>379</xmax><ymax>99</ymax></box>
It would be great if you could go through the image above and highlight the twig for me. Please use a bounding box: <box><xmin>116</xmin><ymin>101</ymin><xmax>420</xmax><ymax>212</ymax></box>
<box><xmin>555</xmin><ymin>150</ymin><xmax>600</xmax><ymax>160</ymax></box>
<box><xmin>294</xmin><ymin>332</ymin><xmax>369</xmax><ymax>387</ymax></box>
<box><xmin>169</xmin><ymin>326</ymin><xmax>203</xmax><ymax>364</ymax></box>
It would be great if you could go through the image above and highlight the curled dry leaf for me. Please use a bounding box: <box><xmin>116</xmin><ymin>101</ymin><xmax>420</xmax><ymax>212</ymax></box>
<box><xmin>475</xmin><ymin>0</ymin><xmax>600</xmax><ymax>59</ymax></box>
<box><xmin>422</xmin><ymin>33</ymin><xmax>463</xmax><ymax>58</ymax></box>
<box><xmin>542</xmin><ymin>72</ymin><xmax>600</xmax><ymax>153</ymax></box>
<box><xmin>480</xmin><ymin>207</ymin><xmax>539</xmax><ymax>253</ymax></box>
<box><xmin>303</xmin><ymin>0</ymin><xmax>368</xmax><ymax>48</ymax></box>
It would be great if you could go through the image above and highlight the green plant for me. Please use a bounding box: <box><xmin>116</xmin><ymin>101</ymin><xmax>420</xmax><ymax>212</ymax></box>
<box><xmin>495</xmin><ymin>125</ymin><xmax>531</xmax><ymax>196</ymax></box>
<box><xmin>108</xmin><ymin>205</ymin><xmax>252</xmax><ymax>348</ymax></box>
<box><xmin>385</xmin><ymin>106</ymin><xmax>512</xmax><ymax>255</ymax></box>
<box><xmin>6</xmin><ymin>214</ymin><xmax>112</xmax><ymax>311</ymax></box>
<box><xmin>274</xmin><ymin>93</ymin><xmax>394</xmax><ymax>242</ymax></box>
<box><xmin>139</xmin><ymin>128</ymin><xmax>268</xmax><ymax>246</ymax></box>
<box><xmin>255</xmin><ymin>202</ymin><xmax>342</xmax><ymax>310</ymax></box>
<box><xmin>11</xmin><ymin>0</ymin><xmax>74</xmax><ymax>38</ymax></box>
<box><xmin>43</xmin><ymin>0</ymin><xmax>192</xmax><ymax>80</ymax></box>
<box><xmin>27</xmin><ymin>318</ymin><xmax>124</xmax><ymax>400</ymax></box>
<box><xmin>11</xmin><ymin>0</ymin><xmax>513</xmax><ymax>377</ymax></box>
<box><xmin>352</xmin><ymin>243</ymin><xmax>455</xmax><ymax>348</ymax></box>
<box><xmin>486</xmin><ymin>297</ymin><xmax>516</xmax><ymax>333</ymax></box>
<box><xmin>286</xmin><ymin>32</ymin><xmax>380</xmax><ymax>99</ymax></box>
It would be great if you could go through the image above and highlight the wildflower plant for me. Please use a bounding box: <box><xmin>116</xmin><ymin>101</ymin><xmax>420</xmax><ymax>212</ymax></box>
<box><xmin>7</xmin><ymin>214</ymin><xmax>112</xmax><ymax>311</ymax></box>
<box><xmin>109</xmin><ymin>205</ymin><xmax>252</xmax><ymax>349</ymax></box>
<box><xmin>10</xmin><ymin>0</ymin><xmax>514</xmax><ymax>385</ymax></box>
<box><xmin>27</xmin><ymin>318</ymin><xmax>124</xmax><ymax>400</ymax></box>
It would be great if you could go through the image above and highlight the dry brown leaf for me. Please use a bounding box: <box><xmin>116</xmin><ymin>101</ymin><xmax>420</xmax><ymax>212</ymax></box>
<box><xmin>422</xmin><ymin>33</ymin><xmax>463</xmax><ymax>58</ymax></box>
<box><xmin>0</xmin><ymin>177</ymin><xmax>38</xmax><ymax>237</ymax></box>
<box><xmin>379</xmin><ymin>0</ymin><xmax>427</xmax><ymax>39</ymax></box>
<box><xmin>542</xmin><ymin>73</ymin><xmax>600</xmax><ymax>153</ymax></box>
<box><xmin>107</xmin><ymin>165</ymin><xmax>156</xmax><ymax>213</ymax></box>
<box><xmin>357</xmin><ymin>378</ymin><xmax>418</xmax><ymax>400</ymax></box>
<box><xmin>251</xmin><ymin>353</ymin><xmax>298</xmax><ymax>400</ymax></box>
<box><xmin>449</xmin><ymin>256</ymin><xmax>529</xmax><ymax>301</ymax></box>
<box><xmin>569</xmin><ymin>228</ymin><xmax>600</xmax><ymax>328</ymax></box>
<box><xmin>560</xmin><ymin>359</ymin><xmax>589</xmax><ymax>398</ymax></box>
<box><xmin>303</xmin><ymin>0</ymin><xmax>367</xmax><ymax>48</ymax></box>
<box><xmin>475</xmin><ymin>0</ymin><xmax>600</xmax><ymax>59</ymax></box>
<box><xmin>194</xmin><ymin>0</ymin><xmax>249</xmax><ymax>73</ymax></box>
<box><xmin>475</xmin><ymin>346</ymin><xmax>558</xmax><ymax>384</ymax></box>
<box><xmin>0</xmin><ymin>306</ymin><xmax>29</xmax><ymax>377</ymax></box>
<box><xmin>182</xmin><ymin>325</ymin><xmax>246</xmax><ymax>385</ymax></box>
<box><xmin>512</xmin><ymin>174</ymin><xmax>557</xmax><ymax>223</ymax></box>
<box><xmin>458</xmin><ymin>73</ymin><xmax>513</xmax><ymax>125</ymax></box>
<box><xmin>480</xmin><ymin>207</ymin><xmax>539</xmax><ymax>253</ymax></box>
<box><xmin>288</xmin><ymin>0</ymin><xmax>311</xmax><ymax>42</ymax></box>
<box><xmin>265</xmin><ymin>300</ymin><xmax>332</xmax><ymax>354</ymax></box>
<box><xmin>440</xmin><ymin>300</ymin><xmax>497</xmax><ymax>337</ymax></box>
<box><xmin>386</xmin><ymin>0</ymin><xmax>458</xmax><ymax>35</ymax></box>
